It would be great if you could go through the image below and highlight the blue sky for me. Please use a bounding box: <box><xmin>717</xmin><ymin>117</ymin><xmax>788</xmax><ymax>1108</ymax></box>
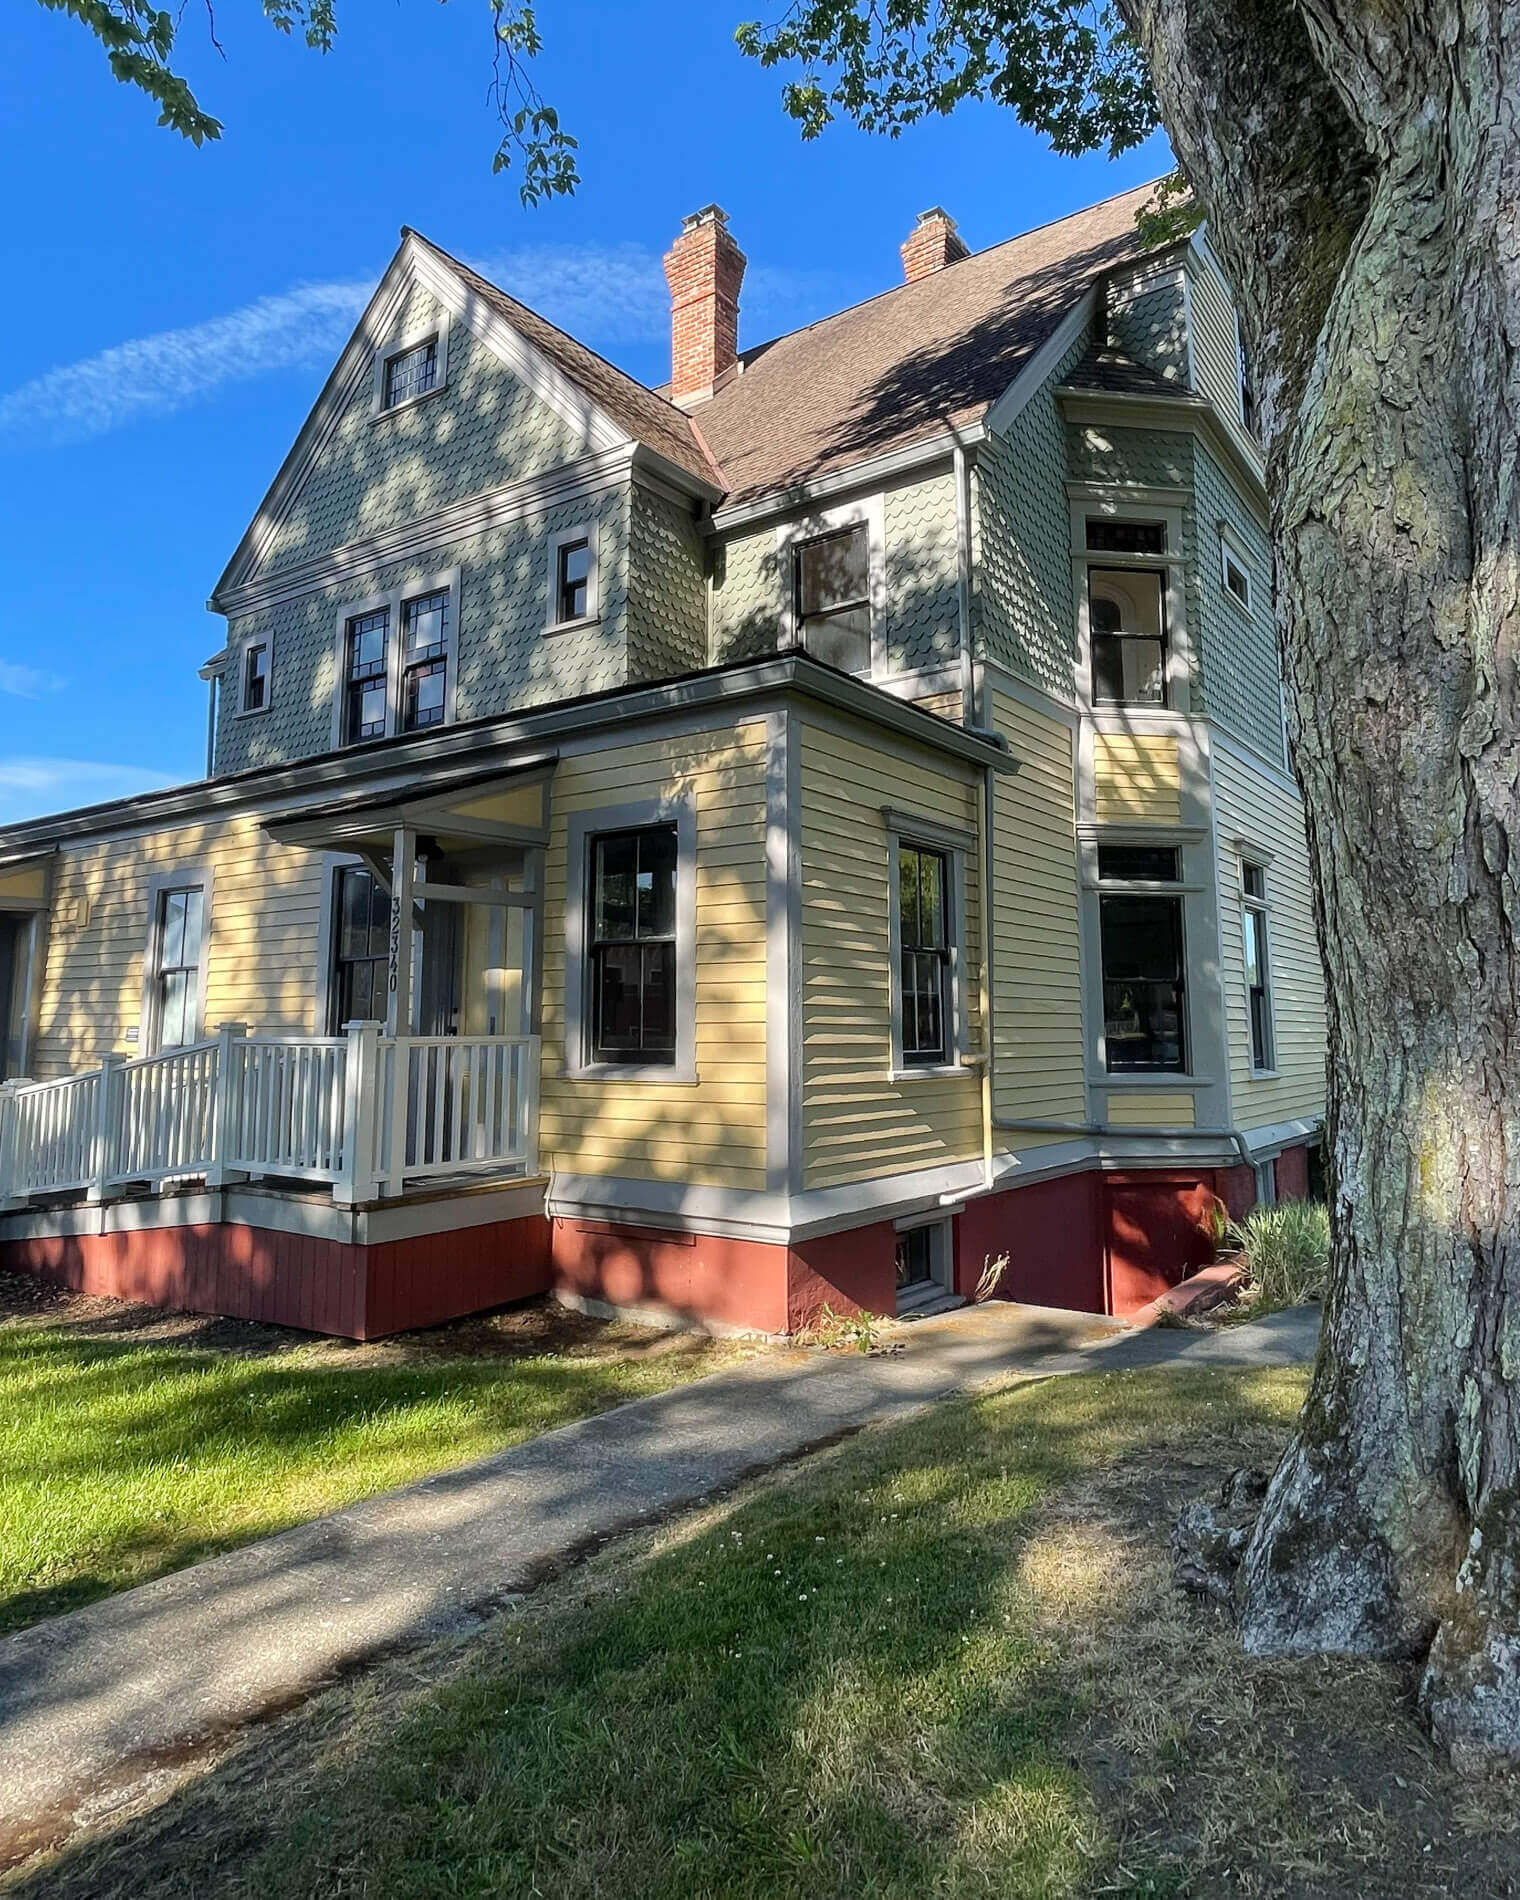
<box><xmin>0</xmin><ymin>1</ymin><xmax>1170</xmax><ymax>822</ymax></box>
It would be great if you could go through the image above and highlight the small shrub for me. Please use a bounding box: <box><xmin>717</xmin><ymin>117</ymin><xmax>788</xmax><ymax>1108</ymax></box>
<box><xmin>973</xmin><ymin>1253</ymin><xmax>1009</xmax><ymax>1303</ymax></box>
<box><xmin>1226</xmin><ymin>1200</ymin><xmax>1330</xmax><ymax>1316</ymax></box>
<box><xmin>802</xmin><ymin>1304</ymin><xmax>889</xmax><ymax>1353</ymax></box>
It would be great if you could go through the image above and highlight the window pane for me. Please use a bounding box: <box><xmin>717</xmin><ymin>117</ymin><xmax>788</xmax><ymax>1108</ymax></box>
<box><xmin>160</xmin><ymin>889</ymin><xmax>187</xmax><ymax>969</ymax></box>
<box><xmin>802</xmin><ymin>606</ymin><xmax>872</xmax><ymax>676</ymax></box>
<box><xmin>895</xmin><ymin>1226</ymin><xmax>934</xmax><ymax>1290</ymax></box>
<box><xmin>403</xmin><ymin>591</ymin><xmax>449</xmax><ymax>661</ymax></box>
<box><xmin>348</xmin><ymin>609</ymin><xmax>389</xmax><ymax>679</ymax></box>
<box><xmin>1224</xmin><ymin>553</ymin><xmax>1250</xmax><ymax>604</ymax></box>
<box><xmin>1098</xmin><ymin>845</ymin><xmax>1180</xmax><ymax>883</ymax></box>
<box><xmin>638</xmin><ymin>940</ymin><xmax>676</xmax><ymax>1050</ymax></box>
<box><xmin>1100</xmin><ymin>893</ymin><xmax>1186</xmax><ymax>1072</ymax></box>
<box><xmin>636</xmin><ymin>828</ymin><xmax>677</xmax><ymax>938</ymax></box>
<box><xmin>594</xmin><ymin>834</ymin><xmax>638</xmax><ymax>941</ymax></box>
<box><xmin>244</xmin><ymin>644</ymin><xmax>268</xmax><ymax>709</ymax></box>
<box><xmin>159</xmin><ymin>970</ymin><xmax>191</xmax><ymax>1049</ymax></box>
<box><xmin>594</xmin><ymin>943</ymin><xmax>645</xmax><ymax>1052</ymax></box>
<box><xmin>180</xmin><ymin>889</ymin><xmax>203</xmax><ymax>970</ymax></box>
<box><xmin>798</xmin><ymin>526</ymin><xmax>868</xmax><ymax>615</ymax></box>
<box><xmin>1086</xmin><ymin>518</ymin><xmax>1166</xmax><ymax>555</ymax></box>
<box><xmin>898</xmin><ymin>848</ymin><xmax>921</xmax><ymax>947</ymax></box>
<box><xmin>384</xmin><ymin>339</ymin><xmax>437</xmax><ymax>407</ymax></box>
<box><xmin>1243</xmin><ymin>862</ymin><xmax>1266</xmax><ymax>902</ymax></box>
<box><xmin>558</xmin><ymin>539</ymin><xmax>591</xmax><ymax>621</ymax></box>
<box><xmin>918</xmin><ymin>852</ymin><xmax>945</xmax><ymax>948</ymax></box>
<box><xmin>402</xmin><ymin>660</ymin><xmax>447</xmax><ymax>731</ymax></box>
<box><xmin>1089</xmin><ymin>569</ymin><xmax>1167</xmax><ymax>708</ymax></box>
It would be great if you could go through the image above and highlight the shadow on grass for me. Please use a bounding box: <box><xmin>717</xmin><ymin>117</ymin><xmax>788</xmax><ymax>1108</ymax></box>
<box><xmin>13</xmin><ymin>1367</ymin><xmax>1309</xmax><ymax>1900</ymax></box>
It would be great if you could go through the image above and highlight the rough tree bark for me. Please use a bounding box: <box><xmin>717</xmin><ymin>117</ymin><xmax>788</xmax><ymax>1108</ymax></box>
<box><xmin>1118</xmin><ymin>0</ymin><xmax>1520</xmax><ymax>1762</ymax></box>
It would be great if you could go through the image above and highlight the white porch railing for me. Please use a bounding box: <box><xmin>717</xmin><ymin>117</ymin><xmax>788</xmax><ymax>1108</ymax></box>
<box><xmin>0</xmin><ymin>1022</ymin><xmax>540</xmax><ymax>1211</ymax></box>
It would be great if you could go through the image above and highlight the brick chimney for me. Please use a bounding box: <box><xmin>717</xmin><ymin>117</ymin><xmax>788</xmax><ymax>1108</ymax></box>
<box><xmin>900</xmin><ymin>207</ymin><xmax>969</xmax><ymax>283</ymax></box>
<box><xmin>663</xmin><ymin>204</ymin><xmax>747</xmax><ymax>405</ymax></box>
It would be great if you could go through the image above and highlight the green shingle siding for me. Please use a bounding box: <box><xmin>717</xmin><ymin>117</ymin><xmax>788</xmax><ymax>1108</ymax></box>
<box><xmin>1193</xmin><ymin>441</ymin><xmax>1283</xmax><ymax>763</ymax></box>
<box><xmin>708</xmin><ymin>526</ymin><xmax>782</xmax><ymax>664</ymax></box>
<box><xmin>1109</xmin><ymin>276</ymin><xmax>1190</xmax><ymax>384</ymax></box>
<box><xmin>627</xmin><ymin>489</ymin><xmax>708</xmax><ymax>682</ymax></box>
<box><xmin>882</xmin><ymin>473</ymin><xmax>959</xmax><ymax>675</ymax></box>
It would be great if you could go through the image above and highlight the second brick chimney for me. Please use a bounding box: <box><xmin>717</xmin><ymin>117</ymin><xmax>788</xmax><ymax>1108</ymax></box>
<box><xmin>900</xmin><ymin>207</ymin><xmax>969</xmax><ymax>283</ymax></box>
<box><xmin>663</xmin><ymin>205</ymin><xmax>747</xmax><ymax>406</ymax></box>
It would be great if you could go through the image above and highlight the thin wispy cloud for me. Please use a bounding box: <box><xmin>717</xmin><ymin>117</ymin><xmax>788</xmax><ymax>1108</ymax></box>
<box><xmin>0</xmin><ymin>660</ymin><xmax>66</xmax><ymax>699</ymax></box>
<box><xmin>0</xmin><ymin>242</ymin><xmax>848</xmax><ymax>453</ymax></box>
<box><xmin>0</xmin><ymin>757</ymin><xmax>175</xmax><ymax>824</ymax></box>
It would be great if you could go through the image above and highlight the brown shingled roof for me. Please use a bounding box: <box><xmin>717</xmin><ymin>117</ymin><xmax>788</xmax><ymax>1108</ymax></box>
<box><xmin>409</xmin><ymin>230</ymin><xmax>725</xmax><ymax>493</ymax></box>
<box><xmin>687</xmin><ymin>183</ymin><xmax>1158</xmax><ymax>506</ymax></box>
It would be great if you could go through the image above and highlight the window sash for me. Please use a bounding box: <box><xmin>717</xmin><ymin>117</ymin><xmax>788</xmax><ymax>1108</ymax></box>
<box><xmin>897</xmin><ymin>845</ymin><xmax>950</xmax><ymax>1066</ymax></box>
<box><xmin>331</xmin><ymin>867</ymin><xmax>390</xmax><ymax>1031</ymax></box>
<box><xmin>588</xmin><ymin>827</ymin><xmax>679</xmax><ymax>1065</ymax></box>
<box><xmin>384</xmin><ymin>338</ymin><xmax>438</xmax><ymax>408</ymax></box>
<box><xmin>153</xmin><ymin>886</ymin><xmax>204</xmax><ymax>1049</ymax></box>
<box><xmin>1244</xmin><ymin>900</ymin><xmax>1273</xmax><ymax>1069</ymax></box>
<box><xmin>795</xmin><ymin>525</ymin><xmax>871</xmax><ymax>674</ymax></box>
<box><xmin>556</xmin><ymin>539</ymin><xmax>592</xmax><ymax>623</ymax></box>
<box><xmin>400</xmin><ymin>590</ymin><xmax>450</xmax><ymax>733</ymax></box>
<box><xmin>1099</xmin><ymin>891</ymin><xmax>1187</xmax><ymax>1073</ymax></box>
<box><xmin>1089</xmin><ymin>566</ymin><xmax>1168</xmax><ymax>708</ymax></box>
<box><xmin>243</xmin><ymin>643</ymin><xmax>268</xmax><ymax>711</ymax></box>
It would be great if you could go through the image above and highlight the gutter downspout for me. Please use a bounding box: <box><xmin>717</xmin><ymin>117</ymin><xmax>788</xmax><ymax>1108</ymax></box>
<box><xmin>954</xmin><ymin>440</ymin><xmax>994</xmax><ymax>1193</ymax></box>
<box><xmin>995</xmin><ymin>1116</ymin><xmax>1256</xmax><ymax>1169</ymax></box>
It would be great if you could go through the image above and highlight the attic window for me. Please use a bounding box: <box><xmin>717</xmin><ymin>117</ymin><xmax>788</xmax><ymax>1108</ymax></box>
<box><xmin>1086</xmin><ymin>518</ymin><xmax>1166</xmax><ymax>555</ymax></box>
<box><xmin>795</xmin><ymin>525</ymin><xmax>871</xmax><ymax>676</ymax></box>
<box><xmin>384</xmin><ymin>339</ymin><xmax>438</xmax><ymax>408</ymax></box>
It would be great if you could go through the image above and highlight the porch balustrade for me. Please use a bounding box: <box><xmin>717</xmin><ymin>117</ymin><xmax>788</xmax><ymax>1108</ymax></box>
<box><xmin>0</xmin><ymin>1021</ymin><xmax>540</xmax><ymax>1211</ymax></box>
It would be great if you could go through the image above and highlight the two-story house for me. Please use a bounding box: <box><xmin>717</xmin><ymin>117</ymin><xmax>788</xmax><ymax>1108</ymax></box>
<box><xmin>0</xmin><ymin>184</ymin><xmax>1326</xmax><ymax>1337</ymax></box>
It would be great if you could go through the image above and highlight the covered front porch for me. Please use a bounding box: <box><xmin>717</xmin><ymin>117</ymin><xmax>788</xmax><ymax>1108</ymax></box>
<box><xmin>0</xmin><ymin>760</ymin><xmax>554</xmax><ymax>1215</ymax></box>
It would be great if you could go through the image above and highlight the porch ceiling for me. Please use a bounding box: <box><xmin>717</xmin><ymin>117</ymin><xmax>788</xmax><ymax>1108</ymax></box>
<box><xmin>263</xmin><ymin>753</ymin><xmax>556</xmax><ymax>854</ymax></box>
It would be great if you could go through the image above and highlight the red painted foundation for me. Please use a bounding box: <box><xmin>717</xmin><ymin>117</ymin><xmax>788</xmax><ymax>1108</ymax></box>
<box><xmin>1</xmin><ymin>1214</ymin><xmax>552</xmax><ymax>1340</ymax></box>
<box><xmin>0</xmin><ymin>1144</ymin><xmax>1314</xmax><ymax>1337</ymax></box>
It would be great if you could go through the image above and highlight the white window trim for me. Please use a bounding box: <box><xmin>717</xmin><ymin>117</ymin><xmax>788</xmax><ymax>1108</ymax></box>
<box><xmin>892</xmin><ymin>1211</ymin><xmax>954</xmax><ymax>1309</ymax></box>
<box><xmin>1070</xmin><ymin>496</ymin><xmax>1192</xmax><ymax>717</ymax></box>
<box><xmin>563</xmin><ymin>793</ymin><xmax>698</xmax><ymax>1084</ymax></box>
<box><xmin>885</xmin><ymin>808</ymin><xmax>973</xmax><ymax>1081</ymax></box>
<box><xmin>234</xmin><ymin>633</ymin><xmax>273</xmax><ymax>718</ymax></box>
<box><xmin>371</xmin><ymin>317</ymin><xmax>450</xmax><ymax>419</ymax></box>
<box><xmin>1239</xmin><ymin>851</ymin><xmax>1278</xmax><ymax>1077</ymax></box>
<box><xmin>545</xmin><ymin>521</ymin><xmax>601</xmax><ymax>633</ymax></box>
<box><xmin>1219</xmin><ymin>528</ymin><xmax>1255</xmax><ymax>614</ymax></box>
<box><xmin>139</xmin><ymin>866</ymin><xmax>214</xmax><ymax>1055</ymax></box>
<box><xmin>1085</xmin><ymin>831</ymin><xmax>1195</xmax><ymax>1082</ymax></box>
<box><xmin>775</xmin><ymin>495</ymin><xmax>887</xmax><ymax>681</ymax></box>
<box><xmin>329</xmin><ymin>568</ymin><xmax>461</xmax><ymax>748</ymax></box>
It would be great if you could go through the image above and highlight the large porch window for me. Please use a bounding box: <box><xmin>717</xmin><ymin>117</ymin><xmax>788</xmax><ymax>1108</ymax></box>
<box><xmin>588</xmin><ymin>826</ymin><xmax>677</xmax><ymax>1065</ymax></box>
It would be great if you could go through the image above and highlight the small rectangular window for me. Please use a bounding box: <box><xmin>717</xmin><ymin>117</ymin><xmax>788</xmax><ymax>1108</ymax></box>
<box><xmin>589</xmin><ymin>827</ymin><xmax>678</xmax><ymax>1064</ymax></box>
<box><xmin>556</xmin><ymin>538</ymin><xmax>592</xmax><ymax>624</ymax></box>
<box><xmin>1090</xmin><ymin>566</ymin><xmax>1168</xmax><ymax>707</ymax></box>
<box><xmin>1086</xmin><ymin>518</ymin><xmax>1166</xmax><ymax>555</ymax></box>
<box><xmin>796</xmin><ymin>525</ymin><xmax>871</xmax><ymax>676</ymax></box>
<box><xmin>1222</xmin><ymin>540</ymin><xmax>1252</xmax><ymax>609</ymax></box>
<box><xmin>1098</xmin><ymin>844</ymin><xmax>1180</xmax><ymax>884</ymax></box>
<box><xmin>153</xmin><ymin>885</ymin><xmax>205</xmax><ymax>1050</ymax></box>
<box><xmin>242</xmin><ymin>642</ymin><xmax>269</xmax><ymax>713</ymax></box>
<box><xmin>330</xmin><ymin>866</ymin><xmax>390</xmax><ymax>1030</ymax></box>
<box><xmin>383</xmin><ymin>338</ymin><xmax>438</xmax><ymax>409</ymax></box>
<box><xmin>344</xmin><ymin>607</ymin><xmax>390</xmax><ymax>744</ymax></box>
<box><xmin>1100</xmin><ymin>891</ymin><xmax>1187</xmax><ymax>1073</ymax></box>
<box><xmin>894</xmin><ymin>1222</ymin><xmax>946</xmax><ymax>1295</ymax></box>
<box><xmin>898</xmin><ymin>844</ymin><xmax>950</xmax><ymax>1066</ymax></box>
<box><xmin>400</xmin><ymin>589</ymin><xmax>449</xmax><ymax>732</ymax></box>
<box><xmin>1242</xmin><ymin>859</ymin><xmax>1274</xmax><ymax>1071</ymax></box>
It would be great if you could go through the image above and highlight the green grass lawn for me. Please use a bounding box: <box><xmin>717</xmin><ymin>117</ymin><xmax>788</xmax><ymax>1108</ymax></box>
<box><xmin>0</xmin><ymin>1305</ymin><xmax>754</xmax><ymax>1634</ymax></box>
<box><xmin>16</xmin><ymin>1360</ymin><xmax>1518</xmax><ymax>1900</ymax></box>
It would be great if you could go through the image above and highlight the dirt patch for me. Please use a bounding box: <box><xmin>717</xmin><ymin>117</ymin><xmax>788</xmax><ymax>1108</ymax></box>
<box><xmin>0</xmin><ymin>1269</ymin><xmax>741</xmax><ymax>1368</ymax></box>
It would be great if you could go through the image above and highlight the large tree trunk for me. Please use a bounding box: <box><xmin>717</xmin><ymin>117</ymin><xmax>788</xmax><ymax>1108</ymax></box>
<box><xmin>1123</xmin><ymin>0</ymin><xmax>1520</xmax><ymax>1763</ymax></box>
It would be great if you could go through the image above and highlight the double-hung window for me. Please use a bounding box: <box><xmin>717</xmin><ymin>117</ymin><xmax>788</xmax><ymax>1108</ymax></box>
<box><xmin>557</xmin><ymin>539</ymin><xmax>591</xmax><ymax>622</ymax></box>
<box><xmin>898</xmin><ymin>844</ymin><xmax>951</xmax><ymax>1066</ymax></box>
<box><xmin>795</xmin><ymin>524</ymin><xmax>871</xmax><ymax>676</ymax></box>
<box><xmin>241</xmin><ymin>641</ymin><xmax>269</xmax><ymax>714</ymax></box>
<box><xmin>151</xmin><ymin>884</ymin><xmax>205</xmax><ymax>1050</ymax></box>
<box><xmin>588</xmin><ymin>827</ymin><xmax>678</xmax><ymax>1065</ymax></box>
<box><xmin>1241</xmin><ymin>859</ymin><xmax>1275</xmax><ymax>1071</ymax></box>
<box><xmin>335</xmin><ymin>573</ymin><xmax>457</xmax><ymax>746</ymax></box>
<box><xmin>330</xmin><ymin>866</ymin><xmax>390</xmax><ymax>1030</ymax></box>
<box><xmin>1098</xmin><ymin>845</ymin><xmax>1187</xmax><ymax>1073</ymax></box>
<box><xmin>344</xmin><ymin>606</ymin><xmax>391</xmax><ymax>744</ymax></box>
<box><xmin>382</xmin><ymin>338</ymin><xmax>438</xmax><ymax>409</ymax></box>
<box><xmin>1085</xmin><ymin>519</ymin><xmax>1170</xmax><ymax>709</ymax></box>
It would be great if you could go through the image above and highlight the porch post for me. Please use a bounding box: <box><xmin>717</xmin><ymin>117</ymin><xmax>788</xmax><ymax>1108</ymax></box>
<box><xmin>386</xmin><ymin>825</ymin><xmax>416</xmax><ymax>1039</ymax></box>
<box><xmin>88</xmin><ymin>1053</ymin><xmax>123</xmax><ymax>1204</ymax></box>
<box><xmin>0</xmin><ymin>1078</ymin><xmax>24</xmax><ymax>1208</ymax></box>
<box><xmin>205</xmin><ymin>1021</ymin><xmax>248</xmax><ymax>1188</ymax></box>
<box><xmin>334</xmin><ymin>1019</ymin><xmax>383</xmax><ymax>1206</ymax></box>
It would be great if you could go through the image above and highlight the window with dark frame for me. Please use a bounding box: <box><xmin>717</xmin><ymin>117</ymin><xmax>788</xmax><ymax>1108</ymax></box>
<box><xmin>344</xmin><ymin>606</ymin><xmax>390</xmax><ymax>743</ymax></box>
<box><xmin>330</xmin><ymin>866</ymin><xmax>390</xmax><ymax>1031</ymax></box>
<box><xmin>153</xmin><ymin>885</ymin><xmax>204</xmax><ymax>1050</ymax></box>
<box><xmin>1089</xmin><ymin>565</ymin><xmax>1168</xmax><ymax>708</ymax></box>
<box><xmin>383</xmin><ymin>337</ymin><xmax>438</xmax><ymax>409</ymax></box>
<box><xmin>556</xmin><ymin>538</ymin><xmax>592</xmax><ymax>623</ymax></box>
<box><xmin>1098</xmin><ymin>851</ymin><xmax>1187</xmax><ymax>1074</ymax></box>
<box><xmin>795</xmin><ymin>524</ymin><xmax>871</xmax><ymax>675</ymax></box>
<box><xmin>1242</xmin><ymin>860</ymin><xmax>1274</xmax><ymax>1071</ymax></box>
<box><xmin>894</xmin><ymin>1224</ymin><xmax>937</xmax><ymax>1293</ymax></box>
<box><xmin>242</xmin><ymin>642</ymin><xmax>269</xmax><ymax>713</ymax></box>
<box><xmin>589</xmin><ymin>826</ymin><xmax>678</xmax><ymax>1065</ymax></box>
<box><xmin>400</xmin><ymin>589</ymin><xmax>449</xmax><ymax>732</ymax></box>
<box><xmin>1086</xmin><ymin>517</ymin><xmax>1167</xmax><ymax>555</ymax></box>
<box><xmin>898</xmin><ymin>843</ymin><xmax>950</xmax><ymax>1066</ymax></box>
<box><xmin>1222</xmin><ymin>541</ymin><xmax>1252</xmax><ymax>608</ymax></box>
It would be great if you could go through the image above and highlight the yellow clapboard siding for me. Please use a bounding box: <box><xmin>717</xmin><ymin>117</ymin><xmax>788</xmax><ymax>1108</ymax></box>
<box><xmin>1106</xmin><ymin>1090</ymin><xmax>1196</xmax><ymax>1129</ymax></box>
<box><xmin>798</xmin><ymin>715</ymin><xmax>984</xmax><ymax>1190</ymax></box>
<box><xmin>1092</xmin><ymin>732</ymin><xmax>1183</xmax><ymax>823</ymax></box>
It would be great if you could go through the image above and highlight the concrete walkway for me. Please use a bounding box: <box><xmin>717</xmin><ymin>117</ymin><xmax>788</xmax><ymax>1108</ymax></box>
<box><xmin>0</xmin><ymin>1300</ymin><xmax>1319</xmax><ymax>1860</ymax></box>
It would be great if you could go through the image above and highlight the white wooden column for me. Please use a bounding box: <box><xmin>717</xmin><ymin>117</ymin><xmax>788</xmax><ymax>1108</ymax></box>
<box><xmin>387</xmin><ymin>825</ymin><xmax>416</xmax><ymax>1039</ymax></box>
